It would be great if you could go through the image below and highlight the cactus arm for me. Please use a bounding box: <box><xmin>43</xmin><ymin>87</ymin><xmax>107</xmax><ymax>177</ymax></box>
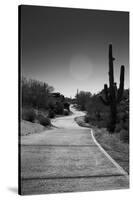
<box><xmin>100</xmin><ymin>84</ymin><xmax>110</xmax><ymax>106</ymax></box>
<box><xmin>117</xmin><ymin>65</ymin><xmax>125</xmax><ymax>103</ymax></box>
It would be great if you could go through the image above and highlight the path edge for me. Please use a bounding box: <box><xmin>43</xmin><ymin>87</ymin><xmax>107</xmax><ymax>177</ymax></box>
<box><xmin>90</xmin><ymin>128</ymin><xmax>129</xmax><ymax>181</ymax></box>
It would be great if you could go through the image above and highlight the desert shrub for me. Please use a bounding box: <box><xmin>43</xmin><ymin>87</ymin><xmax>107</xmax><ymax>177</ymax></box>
<box><xmin>117</xmin><ymin>111</ymin><xmax>128</xmax><ymax>123</ymax></box>
<box><xmin>37</xmin><ymin>114</ymin><xmax>51</xmax><ymax>126</ymax></box>
<box><xmin>64</xmin><ymin>109</ymin><xmax>69</xmax><ymax>116</ymax></box>
<box><xmin>48</xmin><ymin>101</ymin><xmax>55</xmax><ymax>110</ymax></box>
<box><xmin>76</xmin><ymin>91</ymin><xmax>92</xmax><ymax>111</ymax></box>
<box><xmin>95</xmin><ymin>111</ymin><xmax>102</xmax><ymax>121</ymax></box>
<box><xmin>119</xmin><ymin>129</ymin><xmax>129</xmax><ymax>143</ymax></box>
<box><xmin>85</xmin><ymin>94</ymin><xmax>108</xmax><ymax>121</ymax></box>
<box><xmin>115</xmin><ymin>121</ymin><xmax>123</xmax><ymax>133</ymax></box>
<box><xmin>117</xmin><ymin>112</ymin><xmax>125</xmax><ymax>121</ymax></box>
<box><xmin>64</xmin><ymin>102</ymin><xmax>70</xmax><ymax>111</ymax></box>
<box><xmin>22</xmin><ymin>108</ymin><xmax>36</xmax><ymax>122</ymax></box>
<box><xmin>84</xmin><ymin>115</ymin><xmax>89</xmax><ymax>123</ymax></box>
<box><xmin>115</xmin><ymin>118</ymin><xmax>129</xmax><ymax>133</ymax></box>
<box><xmin>48</xmin><ymin>109</ymin><xmax>55</xmax><ymax>118</ymax></box>
<box><xmin>21</xmin><ymin>77</ymin><xmax>54</xmax><ymax>109</ymax></box>
<box><xmin>75</xmin><ymin>89</ymin><xmax>129</xmax><ymax>133</ymax></box>
<box><xmin>123</xmin><ymin>119</ymin><xmax>129</xmax><ymax>131</ymax></box>
<box><xmin>107</xmin><ymin>122</ymin><xmax>114</xmax><ymax>133</ymax></box>
<box><xmin>97</xmin><ymin>120</ymin><xmax>107</xmax><ymax>128</ymax></box>
<box><xmin>54</xmin><ymin>102</ymin><xmax>64</xmax><ymax>115</ymax></box>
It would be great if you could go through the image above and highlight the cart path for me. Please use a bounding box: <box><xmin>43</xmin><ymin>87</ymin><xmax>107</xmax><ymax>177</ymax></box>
<box><xmin>20</xmin><ymin>105</ymin><xmax>129</xmax><ymax>195</ymax></box>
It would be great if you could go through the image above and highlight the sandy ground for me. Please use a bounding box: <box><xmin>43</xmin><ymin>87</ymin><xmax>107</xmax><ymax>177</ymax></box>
<box><xmin>21</xmin><ymin>120</ymin><xmax>44</xmax><ymax>136</ymax></box>
<box><xmin>20</xmin><ymin>105</ymin><xmax>129</xmax><ymax>195</ymax></box>
<box><xmin>21</xmin><ymin>120</ymin><xmax>52</xmax><ymax>136</ymax></box>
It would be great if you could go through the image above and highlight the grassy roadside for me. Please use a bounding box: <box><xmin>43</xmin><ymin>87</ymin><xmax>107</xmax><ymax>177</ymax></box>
<box><xmin>21</xmin><ymin>120</ymin><xmax>52</xmax><ymax>136</ymax></box>
<box><xmin>21</xmin><ymin>108</ymin><xmax>72</xmax><ymax>136</ymax></box>
<box><xmin>75</xmin><ymin>116</ymin><xmax>129</xmax><ymax>174</ymax></box>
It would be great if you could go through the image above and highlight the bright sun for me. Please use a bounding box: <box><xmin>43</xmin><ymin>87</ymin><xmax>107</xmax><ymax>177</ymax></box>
<box><xmin>69</xmin><ymin>55</ymin><xmax>93</xmax><ymax>81</ymax></box>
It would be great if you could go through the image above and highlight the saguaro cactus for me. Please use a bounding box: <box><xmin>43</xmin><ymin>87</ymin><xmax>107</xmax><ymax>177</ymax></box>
<box><xmin>76</xmin><ymin>89</ymin><xmax>79</xmax><ymax>104</ymax></box>
<box><xmin>100</xmin><ymin>44</ymin><xmax>125</xmax><ymax>132</ymax></box>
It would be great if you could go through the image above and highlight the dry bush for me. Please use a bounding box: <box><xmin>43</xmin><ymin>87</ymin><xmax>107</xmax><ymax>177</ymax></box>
<box><xmin>115</xmin><ymin>121</ymin><xmax>123</xmax><ymax>133</ymax></box>
<box><xmin>63</xmin><ymin>109</ymin><xmax>69</xmax><ymax>116</ymax></box>
<box><xmin>119</xmin><ymin>129</ymin><xmax>129</xmax><ymax>143</ymax></box>
<box><xmin>37</xmin><ymin>114</ymin><xmax>51</xmax><ymax>126</ymax></box>
<box><xmin>48</xmin><ymin>109</ymin><xmax>55</xmax><ymax>118</ymax></box>
<box><xmin>22</xmin><ymin>108</ymin><xmax>36</xmax><ymax>123</ymax></box>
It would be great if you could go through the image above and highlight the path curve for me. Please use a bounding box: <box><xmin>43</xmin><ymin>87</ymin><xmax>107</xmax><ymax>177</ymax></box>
<box><xmin>21</xmin><ymin>105</ymin><xmax>129</xmax><ymax>195</ymax></box>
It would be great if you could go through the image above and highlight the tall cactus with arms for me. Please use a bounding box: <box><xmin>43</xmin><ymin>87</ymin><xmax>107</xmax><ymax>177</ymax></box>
<box><xmin>100</xmin><ymin>44</ymin><xmax>125</xmax><ymax>132</ymax></box>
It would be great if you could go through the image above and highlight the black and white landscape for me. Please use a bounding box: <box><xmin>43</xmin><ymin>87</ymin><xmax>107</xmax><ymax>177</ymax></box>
<box><xmin>19</xmin><ymin>5</ymin><xmax>129</xmax><ymax>195</ymax></box>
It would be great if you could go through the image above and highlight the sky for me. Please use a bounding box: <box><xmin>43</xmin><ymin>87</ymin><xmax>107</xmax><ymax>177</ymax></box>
<box><xmin>20</xmin><ymin>5</ymin><xmax>129</xmax><ymax>98</ymax></box>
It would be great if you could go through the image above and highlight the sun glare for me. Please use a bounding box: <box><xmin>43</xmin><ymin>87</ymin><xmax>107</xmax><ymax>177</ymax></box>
<box><xmin>69</xmin><ymin>55</ymin><xmax>93</xmax><ymax>81</ymax></box>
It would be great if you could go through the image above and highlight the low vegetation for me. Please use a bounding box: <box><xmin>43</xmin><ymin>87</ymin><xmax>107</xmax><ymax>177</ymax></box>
<box><xmin>21</xmin><ymin>77</ymin><xmax>71</xmax><ymax>134</ymax></box>
<box><xmin>37</xmin><ymin>114</ymin><xmax>51</xmax><ymax>126</ymax></box>
<box><xmin>75</xmin><ymin>89</ymin><xmax>129</xmax><ymax>144</ymax></box>
<box><xmin>22</xmin><ymin>107</ymin><xmax>36</xmax><ymax>123</ymax></box>
<box><xmin>93</xmin><ymin>128</ymin><xmax>129</xmax><ymax>173</ymax></box>
<box><xmin>21</xmin><ymin>120</ymin><xmax>45</xmax><ymax>136</ymax></box>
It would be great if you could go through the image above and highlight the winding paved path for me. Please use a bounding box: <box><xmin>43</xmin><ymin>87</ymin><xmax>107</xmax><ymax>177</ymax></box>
<box><xmin>20</xmin><ymin>106</ymin><xmax>129</xmax><ymax>195</ymax></box>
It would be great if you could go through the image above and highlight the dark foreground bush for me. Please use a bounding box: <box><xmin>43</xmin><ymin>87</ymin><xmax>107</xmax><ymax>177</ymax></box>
<box><xmin>123</xmin><ymin>119</ymin><xmax>129</xmax><ymax>131</ymax></box>
<box><xmin>48</xmin><ymin>109</ymin><xmax>55</xmax><ymax>118</ymax></box>
<box><xmin>63</xmin><ymin>109</ymin><xmax>69</xmax><ymax>116</ymax></box>
<box><xmin>22</xmin><ymin>108</ymin><xmax>36</xmax><ymax>122</ymax></box>
<box><xmin>84</xmin><ymin>114</ymin><xmax>96</xmax><ymax>123</ymax></box>
<box><xmin>115</xmin><ymin>122</ymin><xmax>123</xmax><ymax>133</ymax></box>
<box><xmin>96</xmin><ymin>120</ymin><xmax>107</xmax><ymax>128</ymax></box>
<box><xmin>54</xmin><ymin>102</ymin><xmax>64</xmax><ymax>115</ymax></box>
<box><xmin>84</xmin><ymin>115</ymin><xmax>89</xmax><ymax>123</ymax></box>
<box><xmin>120</xmin><ymin>129</ymin><xmax>129</xmax><ymax>143</ymax></box>
<box><xmin>37</xmin><ymin>114</ymin><xmax>51</xmax><ymax>126</ymax></box>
